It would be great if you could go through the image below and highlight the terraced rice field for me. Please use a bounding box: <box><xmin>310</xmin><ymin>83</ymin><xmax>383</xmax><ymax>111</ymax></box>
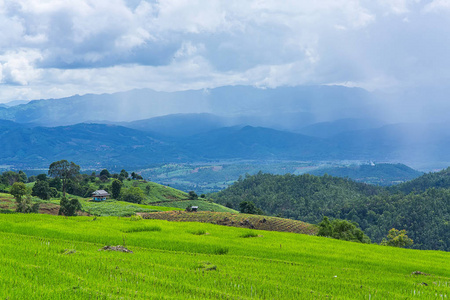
<box><xmin>141</xmin><ymin>211</ymin><xmax>318</xmax><ymax>235</ymax></box>
<box><xmin>0</xmin><ymin>213</ymin><xmax>449</xmax><ymax>299</ymax></box>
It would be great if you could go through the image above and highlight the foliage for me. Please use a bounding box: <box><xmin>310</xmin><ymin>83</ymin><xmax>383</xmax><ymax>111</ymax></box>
<box><xmin>212</xmin><ymin>172</ymin><xmax>450</xmax><ymax>251</ymax></box>
<box><xmin>15</xmin><ymin>195</ymin><xmax>40</xmax><ymax>213</ymax></box>
<box><xmin>48</xmin><ymin>160</ymin><xmax>80</xmax><ymax>196</ymax></box>
<box><xmin>239</xmin><ymin>201</ymin><xmax>264</xmax><ymax>215</ymax></box>
<box><xmin>390</xmin><ymin>166</ymin><xmax>450</xmax><ymax>194</ymax></box>
<box><xmin>10</xmin><ymin>182</ymin><xmax>27</xmax><ymax>201</ymax></box>
<box><xmin>120</xmin><ymin>187</ymin><xmax>145</xmax><ymax>204</ymax></box>
<box><xmin>99</xmin><ymin>169</ymin><xmax>110</xmax><ymax>178</ymax></box>
<box><xmin>31</xmin><ymin>180</ymin><xmax>51</xmax><ymax>200</ymax></box>
<box><xmin>59</xmin><ymin>197</ymin><xmax>82</xmax><ymax>216</ymax></box>
<box><xmin>381</xmin><ymin>228</ymin><xmax>413</xmax><ymax>248</ymax></box>
<box><xmin>317</xmin><ymin>217</ymin><xmax>371</xmax><ymax>244</ymax></box>
<box><xmin>111</xmin><ymin>179</ymin><xmax>122</xmax><ymax>199</ymax></box>
<box><xmin>311</xmin><ymin>163</ymin><xmax>422</xmax><ymax>186</ymax></box>
<box><xmin>188</xmin><ymin>191</ymin><xmax>198</xmax><ymax>200</ymax></box>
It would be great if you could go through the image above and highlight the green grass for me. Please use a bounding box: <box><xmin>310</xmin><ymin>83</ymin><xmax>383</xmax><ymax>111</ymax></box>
<box><xmin>121</xmin><ymin>180</ymin><xmax>188</xmax><ymax>204</ymax></box>
<box><xmin>79</xmin><ymin>199</ymin><xmax>181</xmax><ymax>217</ymax></box>
<box><xmin>156</xmin><ymin>199</ymin><xmax>238</xmax><ymax>213</ymax></box>
<box><xmin>0</xmin><ymin>213</ymin><xmax>449</xmax><ymax>299</ymax></box>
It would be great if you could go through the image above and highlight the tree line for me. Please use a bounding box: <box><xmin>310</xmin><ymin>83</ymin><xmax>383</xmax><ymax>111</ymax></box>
<box><xmin>211</xmin><ymin>172</ymin><xmax>449</xmax><ymax>251</ymax></box>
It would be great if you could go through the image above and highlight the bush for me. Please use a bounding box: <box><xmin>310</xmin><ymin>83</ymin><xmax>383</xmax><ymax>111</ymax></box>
<box><xmin>188</xmin><ymin>229</ymin><xmax>207</xmax><ymax>235</ymax></box>
<box><xmin>59</xmin><ymin>197</ymin><xmax>82</xmax><ymax>216</ymax></box>
<box><xmin>317</xmin><ymin>217</ymin><xmax>371</xmax><ymax>244</ymax></box>
<box><xmin>212</xmin><ymin>246</ymin><xmax>229</xmax><ymax>255</ymax></box>
<box><xmin>120</xmin><ymin>187</ymin><xmax>145</xmax><ymax>204</ymax></box>
<box><xmin>381</xmin><ymin>228</ymin><xmax>413</xmax><ymax>248</ymax></box>
<box><xmin>240</xmin><ymin>231</ymin><xmax>259</xmax><ymax>238</ymax></box>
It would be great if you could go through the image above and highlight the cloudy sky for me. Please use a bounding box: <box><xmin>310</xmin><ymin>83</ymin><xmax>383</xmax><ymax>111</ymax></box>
<box><xmin>0</xmin><ymin>0</ymin><xmax>449</xmax><ymax>103</ymax></box>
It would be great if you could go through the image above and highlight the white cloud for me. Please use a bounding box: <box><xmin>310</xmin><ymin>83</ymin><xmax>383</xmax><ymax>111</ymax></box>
<box><xmin>0</xmin><ymin>0</ymin><xmax>449</xmax><ymax>106</ymax></box>
<box><xmin>0</xmin><ymin>49</ymin><xmax>42</xmax><ymax>85</ymax></box>
<box><xmin>423</xmin><ymin>0</ymin><xmax>450</xmax><ymax>12</ymax></box>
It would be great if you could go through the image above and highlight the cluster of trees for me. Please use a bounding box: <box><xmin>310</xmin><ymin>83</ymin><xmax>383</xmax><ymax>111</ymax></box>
<box><xmin>317</xmin><ymin>217</ymin><xmax>371</xmax><ymax>244</ymax></box>
<box><xmin>0</xmin><ymin>170</ymin><xmax>28</xmax><ymax>191</ymax></box>
<box><xmin>2</xmin><ymin>160</ymin><xmax>149</xmax><ymax>215</ymax></box>
<box><xmin>212</xmin><ymin>172</ymin><xmax>450</xmax><ymax>251</ymax></box>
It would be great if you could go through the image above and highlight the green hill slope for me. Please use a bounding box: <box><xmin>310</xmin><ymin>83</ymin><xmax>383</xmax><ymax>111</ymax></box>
<box><xmin>390</xmin><ymin>166</ymin><xmax>450</xmax><ymax>194</ymax></box>
<box><xmin>0</xmin><ymin>214</ymin><xmax>448</xmax><ymax>299</ymax></box>
<box><xmin>211</xmin><ymin>172</ymin><xmax>450</xmax><ymax>251</ymax></box>
<box><xmin>211</xmin><ymin>172</ymin><xmax>382</xmax><ymax>222</ymax></box>
<box><xmin>310</xmin><ymin>163</ymin><xmax>423</xmax><ymax>186</ymax></box>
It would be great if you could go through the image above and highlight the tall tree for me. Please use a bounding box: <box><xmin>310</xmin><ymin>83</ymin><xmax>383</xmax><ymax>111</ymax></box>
<box><xmin>111</xmin><ymin>179</ymin><xmax>122</xmax><ymax>199</ymax></box>
<box><xmin>48</xmin><ymin>160</ymin><xmax>80</xmax><ymax>197</ymax></box>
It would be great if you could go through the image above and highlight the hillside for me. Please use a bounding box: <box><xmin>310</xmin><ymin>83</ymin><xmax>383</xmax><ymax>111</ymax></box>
<box><xmin>141</xmin><ymin>211</ymin><xmax>317</xmax><ymax>235</ymax></box>
<box><xmin>211</xmin><ymin>172</ymin><xmax>382</xmax><ymax>222</ymax></box>
<box><xmin>389</xmin><ymin>166</ymin><xmax>450</xmax><ymax>194</ymax></box>
<box><xmin>0</xmin><ymin>213</ymin><xmax>448</xmax><ymax>299</ymax></box>
<box><xmin>211</xmin><ymin>172</ymin><xmax>450</xmax><ymax>251</ymax></box>
<box><xmin>310</xmin><ymin>163</ymin><xmax>423</xmax><ymax>186</ymax></box>
<box><xmin>1</xmin><ymin>172</ymin><xmax>234</xmax><ymax>216</ymax></box>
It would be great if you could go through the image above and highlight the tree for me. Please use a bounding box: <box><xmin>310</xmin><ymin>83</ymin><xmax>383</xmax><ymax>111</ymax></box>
<box><xmin>100</xmin><ymin>169</ymin><xmax>110</xmax><ymax>178</ymax></box>
<box><xmin>188</xmin><ymin>191</ymin><xmax>198</xmax><ymax>200</ymax></box>
<box><xmin>2</xmin><ymin>171</ymin><xmax>19</xmax><ymax>185</ymax></box>
<box><xmin>239</xmin><ymin>201</ymin><xmax>264</xmax><ymax>215</ymax></box>
<box><xmin>17</xmin><ymin>171</ymin><xmax>27</xmax><ymax>183</ymax></box>
<box><xmin>32</xmin><ymin>180</ymin><xmax>51</xmax><ymax>200</ymax></box>
<box><xmin>120</xmin><ymin>187</ymin><xmax>145</xmax><ymax>204</ymax></box>
<box><xmin>48</xmin><ymin>160</ymin><xmax>80</xmax><ymax>197</ymax></box>
<box><xmin>317</xmin><ymin>217</ymin><xmax>371</xmax><ymax>244</ymax></box>
<box><xmin>111</xmin><ymin>179</ymin><xmax>122</xmax><ymax>199</ymax></box>
<box><xmin>120</xmin><ymin>169</ymin><xmax>128</xmax><ymax>179</ymax></box>
<box><xmin>10</xmin><ymin>182</ymin><xmax>27</xmax><ymax>202</ymax></box>
<box><xmin>11</xmin><ymin>182</ymin><xmax>39</xmax><ymax>213</ymax></box>
<box><xmin>27</xmin><ymin>175</ymin><xmax>37</xmax><ymax>183</ymax></box>
<box><xmin>381</xmin><ymin>228</ymin><xmax>413</xmax><ymax>248</ymax></box>
<box><xmin>37</xmin><ymin>174</ymin><xmax>48</xmax><ymax>181</ymax></box>
<box><xmin>59</xmin><ymin>197</ymin><xmax>82</xmax><ymax>216</ymax></box>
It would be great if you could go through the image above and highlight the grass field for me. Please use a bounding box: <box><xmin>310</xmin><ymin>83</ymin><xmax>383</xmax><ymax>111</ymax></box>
<box><xmin>0</xmin><ymin>192</ymin><xmax>183</xmax><ymax>217</ymax></box>
<box><xmin>0</xmin><ymin>213</ymin><xmax>449</xmax><ymax>299</ymax></box>
<box><xmin>142</xmin><ymin>211</ymin><xmax>317</xmax><ymax>234</ymax></box>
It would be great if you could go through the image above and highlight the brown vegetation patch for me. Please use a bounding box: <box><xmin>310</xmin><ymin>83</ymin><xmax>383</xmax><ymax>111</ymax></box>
<box><xmin>99</xmin><ymin>245</ymin><xmax>133</xmax><ymax>253</ymax></box>
<box><xmin>140</xmin><ymin>211</ymin><xmax>318</xmax><ymax>235</ymax></box>
<box><xmin>38</xmin><ymin>203</ymin><xmax>60</xmax><ymax>215</ymax></box>
<box><xmin>412</xmin><ymin>271</ymin><xmax>431</xmax><ymax>276</ymax></box>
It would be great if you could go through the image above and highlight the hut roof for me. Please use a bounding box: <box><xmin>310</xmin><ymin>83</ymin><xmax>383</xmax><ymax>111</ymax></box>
<box><xmin>92</xmin><ymin>190</ymin><xmax>110</xmax><ymax>197</ymax></box>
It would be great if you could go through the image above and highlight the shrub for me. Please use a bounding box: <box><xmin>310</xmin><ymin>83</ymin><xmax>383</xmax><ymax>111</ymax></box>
<box><xmin>59</xmin><ymin>197</ymin><xmax>82</xmax><ymax>216</ymax></box>
<box><xmin>212</xmin><ymin>246</ymin><xmax>229</xmax><ymax>255</ymax></box>
<box><xmin>240</xmin><ymin>232</ymin><xmax>259</xmax><ymax>238</ymax></box>
<box><xmin>189</xmin><ymin>229</ymin><xmax>207</xmax><ymax>235</ymax></box>
<box><xmin>381</xmin><ymin>228</ymin><xmax>413</xmax><ymax>248</ymax></box>
<box><xmin>317</xmin><ymin>216</ymin><xmax>371</xmax><ymax>244</ymax></box>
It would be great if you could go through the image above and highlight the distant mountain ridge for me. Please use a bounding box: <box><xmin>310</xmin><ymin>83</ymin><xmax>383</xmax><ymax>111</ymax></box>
<box><xmin>2</xmin><ymin>119</ymin><xmax>450</xmax><ymax>169</ymax></box>
<box><xmin>0</xmin><ymin>85</ymin><xmax>377</xmax><ymax>128</ymax></box>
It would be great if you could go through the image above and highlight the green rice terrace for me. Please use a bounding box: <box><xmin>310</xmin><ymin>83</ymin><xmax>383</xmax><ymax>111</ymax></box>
<box><xmin>141</xmin><ymin>211</ymin><xmax>318</xmax><ymax>235</ymax></box>
<box><xmin>0</xmin><ymin>213</ymin><xmax>449</xmax><ymax>299</ymax></box>
<box><xmin>0</xmin><ymin>177</ymin><xmax>235</xmax><ymax>217</ymax></box>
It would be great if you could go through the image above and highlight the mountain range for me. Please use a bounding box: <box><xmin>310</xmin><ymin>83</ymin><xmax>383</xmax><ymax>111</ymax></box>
<box><xmin>1</xmin><ymin>85</ymin><xmax>450</xmax><ymax>170</ymax></box>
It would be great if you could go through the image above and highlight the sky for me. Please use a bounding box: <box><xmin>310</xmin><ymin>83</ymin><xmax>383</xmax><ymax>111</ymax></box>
<box><xmin>0</xmin><ymin>0</ymin><xmax>450</xmax><ymax>105</ymax></box>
